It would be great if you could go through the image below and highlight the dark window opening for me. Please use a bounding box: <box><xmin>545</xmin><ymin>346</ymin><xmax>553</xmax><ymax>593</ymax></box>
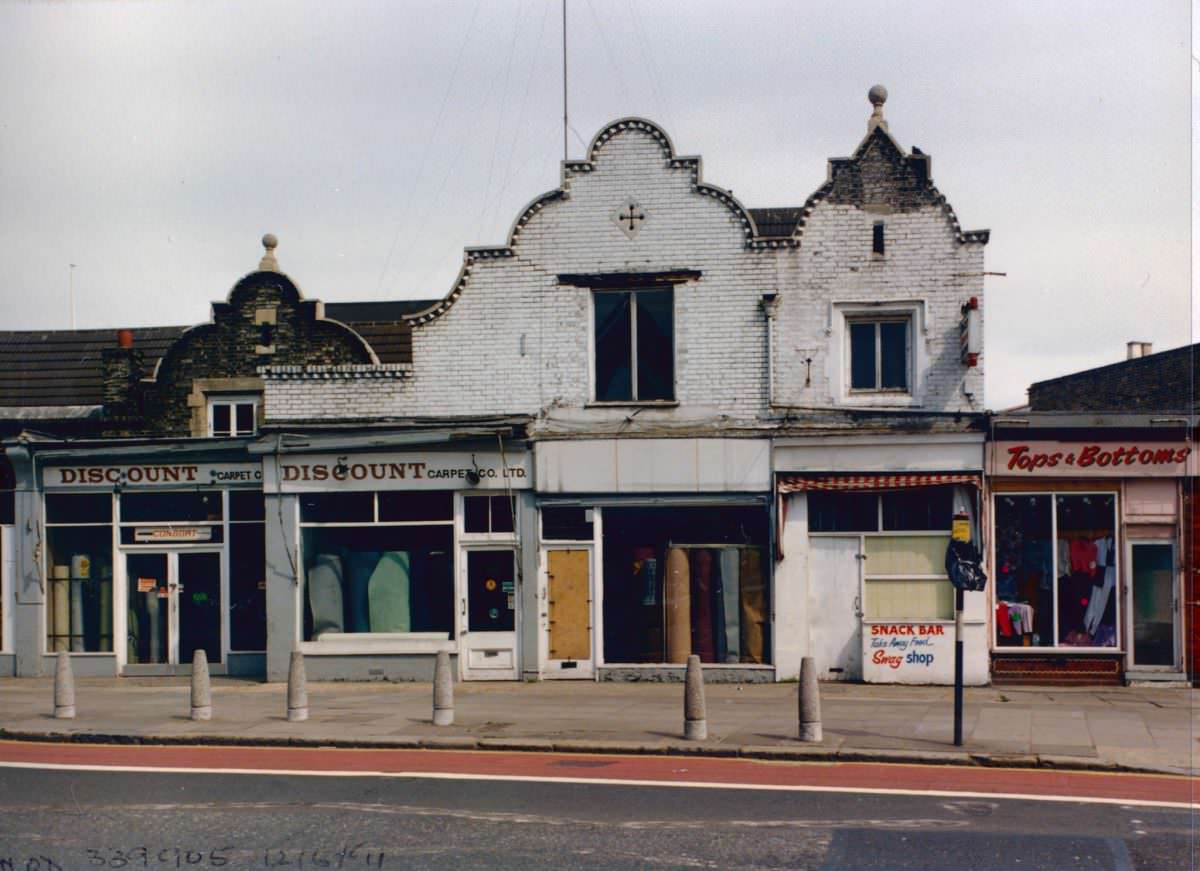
<box><xmin>464</xmin><ymin>494</ymin><xmax>515</xmax><ymax>534</ymax></box>
<box><xmin>849</xmin><ymin>318</ymin><xmax>909</xmax><ymax>392</ymax></box>
<box><xmin>872</xmin><ymin>222</ymin><xmax>885</xmax><ymax>255</ymax></box>
<box><xmin>594</xmin><ymin>288</ymin><xmax>674</xmax><ymax>401</ymax></box>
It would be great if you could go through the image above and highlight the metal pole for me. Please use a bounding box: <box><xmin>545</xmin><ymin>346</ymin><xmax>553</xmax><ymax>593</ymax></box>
<box><xmin>69</xmin><ymin>263</ymin><xmax>77</xmax><ymax>329</ymax></box>
<box><xmin>562</xmin><ymin>0</ymin><xmax>568</xmax><ymax>162</ymax></box>
<box><xmin>953</xmin><ymin>586</ymin><xmax>965</xmax><ymax>746</ymax></box>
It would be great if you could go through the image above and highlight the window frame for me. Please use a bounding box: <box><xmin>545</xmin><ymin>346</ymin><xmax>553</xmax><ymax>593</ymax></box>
<box><xmin>847</xmin><ymin>316</ymin><xmax>911</xmax><ymax>393</ymax></box>
<box><xmin>991</xmin><ymin>489</ymin><xmax>1121</xmax><ymax>653</ymax></box>
<box><xmin>832</xmin><ymin>301</ymin><xmax>926</xmax><ymax>407</ymax></box>
<box><xmin>590</xmin><ymin>287</ymin><xmax>676</xmax><ymax>404</ymax></box>
<box><xmin>207</xmin><ymin>395</ymin><xmax>260</xmax><ymax>438</ymax></box>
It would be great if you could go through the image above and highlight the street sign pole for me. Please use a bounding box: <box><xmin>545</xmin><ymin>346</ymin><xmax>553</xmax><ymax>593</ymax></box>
<box><xmin>953</xmin><ymin>587</ymin><xmax>965</xmax><ymax>746</ymax></box>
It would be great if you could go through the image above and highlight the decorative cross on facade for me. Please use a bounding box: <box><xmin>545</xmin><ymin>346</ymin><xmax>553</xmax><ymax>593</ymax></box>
<box><xmin>613</xmin><ymin>198</ymin><xmax>647</xmax><ymax>239</ymax></box>
<box><xmin>619</xmin><ymin>203</ymin><xmax>644</xmax><ymax>231</ymax></box>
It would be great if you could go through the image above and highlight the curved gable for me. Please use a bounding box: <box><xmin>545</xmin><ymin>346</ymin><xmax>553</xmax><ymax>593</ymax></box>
<box><xmin>406</xmin><ymin>117</ymin><xmax>769</xmax><ymax>327</ymax></box>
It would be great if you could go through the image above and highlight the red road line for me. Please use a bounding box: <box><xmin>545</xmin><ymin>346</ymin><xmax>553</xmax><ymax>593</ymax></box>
<box><xmin>0</xmin><ymin>740</ymin><xmax>1192</xmax><ymax>806</ymax></box>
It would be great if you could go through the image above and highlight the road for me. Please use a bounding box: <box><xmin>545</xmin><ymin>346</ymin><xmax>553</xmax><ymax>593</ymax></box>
<box><xmin>0</xmin><ymin>742</ymin><xmax>1193</xmax><ymax>870</ymax></box>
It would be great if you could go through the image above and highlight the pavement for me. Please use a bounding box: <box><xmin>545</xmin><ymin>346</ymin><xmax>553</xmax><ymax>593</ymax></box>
<box><xmin>1</xmin><ymin>676</ymin><xmax>1197</xmax><ymax>776</ymax></box>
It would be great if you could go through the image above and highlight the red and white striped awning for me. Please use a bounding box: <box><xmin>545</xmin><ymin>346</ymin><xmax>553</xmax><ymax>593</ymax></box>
<box><xmin>777</xmin><ymin>473</ymin><xmax>980</xmax><ymax>493</ymax></box>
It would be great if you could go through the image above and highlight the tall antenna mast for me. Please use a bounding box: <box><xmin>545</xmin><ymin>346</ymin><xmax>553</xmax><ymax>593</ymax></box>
<box><xmin>562</xmin><ymin>0</ymin><xmax>568</xmax><ymax>161</ymax></box>
<box><xmin>68</xmin><ymin>263</ymin><xmax>77</xmax><ymax>329</ymax></box>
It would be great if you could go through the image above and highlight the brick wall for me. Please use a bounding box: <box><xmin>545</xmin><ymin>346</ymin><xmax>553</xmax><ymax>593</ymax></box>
<box><xmin>265</xmin><ymin>118</ymin><xmax>988</xmax><ymax>425</ymax></box>
<box><xmin>144</xmin><ymin>272</ymin><xmax>375</xmax><ymax>435</ymax></box>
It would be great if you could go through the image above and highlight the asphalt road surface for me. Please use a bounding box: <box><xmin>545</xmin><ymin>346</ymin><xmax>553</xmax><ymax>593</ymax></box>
<box><xmin>0</xmin><ymin>745</ymin><xmax>1193</xmax><ymax>870</ymax></box>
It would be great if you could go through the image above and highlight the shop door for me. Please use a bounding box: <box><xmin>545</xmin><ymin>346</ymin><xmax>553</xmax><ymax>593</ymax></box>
<box><xmin>461</xmin><ymin>549</ymin><xmax>519</xmax><ymax>680</ymax></box>
<box><xmin>1128</xmin><ymin>542</ymin><xmax>1179</xmax><ymax>672</ymax></box>
<box><xmin>544</xmin><ymin>549</ymin><xmax>593</xmax><ymax>679</ymax></box>
<box><xmin>808</xmin><ymin>537</ymin><xmax>863</xmax><ymax>681</ymax></box>
<box><xmin>125</xmin><ymin>551</ymin><xmax>223</xmax><ymax>673</ymax></box>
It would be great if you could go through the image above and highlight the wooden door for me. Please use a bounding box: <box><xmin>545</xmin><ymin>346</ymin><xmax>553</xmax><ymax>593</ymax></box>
<box><xmin>548</xmin><ymin>549</ymin><xmax>591</xmax><ymax>668</ymax></box>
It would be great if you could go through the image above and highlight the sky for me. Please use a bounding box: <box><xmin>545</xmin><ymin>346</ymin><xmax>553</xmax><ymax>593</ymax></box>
<box><xmin>0</xmin><ymin>0</ymin><xmax>1192</xmax><ymax>411</ymax></box>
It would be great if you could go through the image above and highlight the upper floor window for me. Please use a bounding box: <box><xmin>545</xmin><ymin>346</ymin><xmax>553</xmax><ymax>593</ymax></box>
<box><xmin>849</xmin><ymin>317</ymin><xmax>909</xmax><ymax>392</ymax></box>
<box><xmin>208</xmin><ymin>396</ymin><xmax>259</xmax><ymax>437</ymax></box>
<box><xmin>594</xmin><ymin>288</ymin><xmax>674</xmax><ymax>402</ymax></box>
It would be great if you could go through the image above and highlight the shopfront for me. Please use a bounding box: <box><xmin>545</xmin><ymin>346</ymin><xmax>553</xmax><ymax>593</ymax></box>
<box><xmin>534</xmin><ymin>438</ymin><xmax>774</xmax><ymax>682</ymax></box>
<box><xmin>262</xmin><ymin>445</ymin><xmax>532</xmax><ymax>682</ymax></box>
<box><xmin>774</xmin><ymin>433</ymin><xmax>990</xmax><ymax>685</ymax></box>
<box><xmin>1</xmin><ymin>447</ymin><xmax>267</xmax><ymax>677</ymax></box>
<box><xmin>987</xmin><ymin>432</ymin><xmax>1194</xmax><ymax>685</ymax></box>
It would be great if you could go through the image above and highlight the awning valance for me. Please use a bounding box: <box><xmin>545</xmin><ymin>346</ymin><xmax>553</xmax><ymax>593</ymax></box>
<box><xmin>777</xmin><ymin>473</ymin><xmax>980</xmax><ymax>494</ymax></box>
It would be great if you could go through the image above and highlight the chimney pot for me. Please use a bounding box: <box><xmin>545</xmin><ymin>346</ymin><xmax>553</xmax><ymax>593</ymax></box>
<box><xmin>117</xmin><ymin>329</ymin><xmax>134</xmax><ymax>349</ymax></box>
<box><xmin>1126</xmin><ymin>341</ymin><xmax>1152</xmax><ymax>360</ymax></box>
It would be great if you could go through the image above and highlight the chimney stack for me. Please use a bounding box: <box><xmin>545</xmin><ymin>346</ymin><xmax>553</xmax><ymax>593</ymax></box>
<box><xmin>1126</xmin><ymin>341</ymin><xmax>1152</xmax><ymax>360</ymax></box>
<box><xmin>102</xmin><ymin>329</ymin><xmax>143</xmax><ymax>422</ymax></box>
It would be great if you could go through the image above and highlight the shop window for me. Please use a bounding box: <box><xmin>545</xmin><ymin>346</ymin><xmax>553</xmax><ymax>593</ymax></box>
<box><xmin>208</xmin><ymin>397</ymin><xmax>258</xmax><ymax>437</ymax></box>
<box><xmin>863</xmin><ymin>535</ymin><xmax>953</xmax><ymax>621</ymax></box>
<box><xmin>0</xmin><ymin>488</ymin><xmax>13</xmax><ymax>526</ymax></box>
<box><xmin>542</xmin><ymin>506</ymin><xmax>594</xmax><ymax>541</ymax></box>
<box><xmin>120</xmin><ymin>490</ymin><xmax>223</xmax><ymax>523</ymax></box>
<box><xmin>44</xmin><ymin>494</ymin><xmax>114</xmax><ymax>653</ymax></box>
<box><xmin>229</xmin><ymin>519</ymin><xmax>266</xmax><ymax>651</ymax></box>
<box><xmin>300</xmin><ymin>489</ymin><xmax>456</xmax><ymax>641</ymax></box>
<box><xmin>46</xmin><ymin>493</ymin><xmax>111</xmax><ymax>525</ymax></box>
<box><xmin>849</xmin><ymin>318</ymin><xmax>909</xmax><ymax>391</ymax></box>
<box><xmin>594</xmin><ymin>288</ymin><xmax>674</xmax><ymax>402</ymax></box>
<box><xmin>229</xmin><ymin>489</ymin><xmax>266</xmax><ymax>522</ymax></box>
<box><xmin>601</xmin><ymin>506</ymin><xmax>769</xmax><ymax>665</ymax></box>
<box><xmin>300</xmin><ymin>492</ymin><xmax>374</xmax><ymax>524</ymax></box>
<box><xmin>882</xmin><ymin>488</ymin><xmax>952</xmax><ymax>531</ymax></box>
<box><xmin>808</xmin><ymin>492</ymin><xmax>877</xmax><ymax>532</ymax></box>
<box><xmin>463</xmin><ymin>494</ymin><xmax>515</xmax><ymax>534</ymax></box>
<box><xmin>994</xmin><ymin>492</ymin><xmax>1118</xmax><ymax>649</ymax></box>
<box><xmin>379</xmin><ymin>491</ymin><xmax>453</xmax><ymax>523</ymax></box>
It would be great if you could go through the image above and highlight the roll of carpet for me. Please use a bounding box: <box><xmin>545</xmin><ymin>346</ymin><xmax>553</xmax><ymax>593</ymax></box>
<box><xmin>739</xmin><ymin>548</ymin><xmax>765</xmax><ymax>664</ymax></box>
<box><xmin>70</xmin><ymin>554</ymin><xmax>90</xmax><ymax>652</ymax></box>
<box><xmin>690</xmin><ymin>549</ymin><xmax>715</xmax><ymax>662</ymax></box>
<box><xmin>51</xmin><ymin>565</ymin><xmax>70</xmax><ymax>653</ymax></box>
<box><xmin>665</xmin><ymin>547</ymin><xmax>691</xmax><ymax>663</ymax></box>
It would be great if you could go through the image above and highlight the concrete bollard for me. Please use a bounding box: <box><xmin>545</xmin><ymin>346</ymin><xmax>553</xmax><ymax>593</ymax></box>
<box><xmin>53</xmin><ymin>651</ymin><xmax>76</xmax><ymax>719</ymax></box>
<box><xmin>432</xmin><ymin>650</ymin><xmax>454</xmax><ymax>726</ymax></box>
<box><xmin>683</xmin><ymin>654</ymin><xmax>707</xmax><ymax>740</ymax></box>
<box><xmin>798</xmin><ymin>656</ymin><xmax>822</xmax><ymax>742</ymax></box>
<box><xmin>190</xmin><ymin>649</ymin><xmax>212</xmax><ymax>721</ymax></box>
<box><xmin>286</xmin><ymin>650</ymin><xmax>308</xmax><ymax>722</ymax></box>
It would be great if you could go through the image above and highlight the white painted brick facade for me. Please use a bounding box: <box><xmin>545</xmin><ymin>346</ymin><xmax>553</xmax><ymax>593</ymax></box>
<box><xmin>264</xmin><ymin>118</ymin><xmax>987</xmax><ymax>424</ymax></box>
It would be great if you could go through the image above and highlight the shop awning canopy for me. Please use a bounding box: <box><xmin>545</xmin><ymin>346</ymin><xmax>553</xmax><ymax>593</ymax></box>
<box><xmin>777</xmin><ymin>473</ymin><xmax>980</xmax><ymax>493</ymax></box>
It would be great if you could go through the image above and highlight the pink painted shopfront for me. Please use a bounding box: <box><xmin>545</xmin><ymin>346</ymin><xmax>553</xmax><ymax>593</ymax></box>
<box><xmin>987</xmin><ymin>423</ymin><xmax>1194</xmax><ymax>685</ymax></box>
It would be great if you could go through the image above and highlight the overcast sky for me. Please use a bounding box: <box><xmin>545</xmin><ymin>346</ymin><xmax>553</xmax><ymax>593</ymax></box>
<box><xmin>0</xmin><ymin>0</ymin><xmax>1191</xmax><ymax>410</ymax></box>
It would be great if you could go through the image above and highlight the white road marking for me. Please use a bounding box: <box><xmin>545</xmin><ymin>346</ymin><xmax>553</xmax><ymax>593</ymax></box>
<box><xmin>0</xmin><ymin>759</ymin><xmax>1192</xmax><ymax>810</ymax></box>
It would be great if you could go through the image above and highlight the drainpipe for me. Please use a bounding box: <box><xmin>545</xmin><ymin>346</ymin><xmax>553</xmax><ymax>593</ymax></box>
<box><xmin>760</xmin><ymin>292</ymin><xmax>779</xmax><ymax>407</ymax></box>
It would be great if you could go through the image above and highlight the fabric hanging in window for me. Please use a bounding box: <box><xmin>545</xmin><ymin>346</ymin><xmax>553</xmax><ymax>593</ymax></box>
<box><xmin>776</xmin><ymin>473</ymin><xmax>980</xmax><ymax>494</ymax></box>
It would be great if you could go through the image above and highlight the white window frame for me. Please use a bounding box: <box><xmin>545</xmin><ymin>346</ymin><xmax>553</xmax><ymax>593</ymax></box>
<box><xmin>207</xmin><ymin>396</ymin><xmax>259</xmax><ymax>438</ymax></box>
<box><xmin>589</xmin><ymin>288</ymin><xmax>677</xmax><ymax>404</ymax></box>
<box><xmin>830</xmin><ymin>301</ymin><xmax>927</xmax><ymax>408</ymax></box>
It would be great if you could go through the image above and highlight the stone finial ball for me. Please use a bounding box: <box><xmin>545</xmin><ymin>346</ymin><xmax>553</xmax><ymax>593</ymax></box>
<box><xmin>262</xmin><ymin>233</ymin><xmax>278</xmax><ymax>250</ymax></box>
<box><xmin>868</xmin><ymin>84</ymin><xmax>888</xmax><ymax>107</ymax></box>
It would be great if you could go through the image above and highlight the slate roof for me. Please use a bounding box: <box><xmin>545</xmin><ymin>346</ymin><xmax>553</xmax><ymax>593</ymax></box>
<box><xmin>0</xmin><ymin>300</ymin><xmax>439</xmax><ymax>410</ymax></box>
<box><xmin>748</xmin><ymin>207</ymin><xmax>804</xmax><ymax>239</ymax></box>
<box><xmin>1027</xmin><ymin>344</ymin><xmax>1198</xmax><ymax>414</ymax></box>
<box><xmin>0</xmin><ymin>326</ymin><xmax>186</xmax><ymax>410</ymax></box>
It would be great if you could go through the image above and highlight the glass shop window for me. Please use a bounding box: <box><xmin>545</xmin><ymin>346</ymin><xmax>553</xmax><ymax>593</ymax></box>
<box><xmin>300</xmin><ymin>491</ymin><xmax>455</xmax><ymax>641</ymax></box>
<box><xmin>541</xmin><ymin>506</ymin><xmax>594</xmax><ymax>541</ymax></box>
<box><xmin>463</xmin><ymin>494</ymin><xmax>515</xmax><ymax>534</ymax></box>
<box><xmin>119</xmin><ymin>490</ymin><xmax>223</xmax><ymax>523</ymax></box>
<box><xmin>994</xmin><ymin>492</ymin><xmax>1118</xmax><ymax>649</ymax></box>
<box><xmin>601</xmin><ymin>506</ymin><xmax>769</xmax><ymax>665</ymax></box>
<box><xmin>230</xmin><ymin>490</ymin><xmax>266</xmax><ymax>651</ymax></box>
<box><xmin>44</xmin><ymin>494</ymin><xmax>115</xmax><ymax>654</ymax></box>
